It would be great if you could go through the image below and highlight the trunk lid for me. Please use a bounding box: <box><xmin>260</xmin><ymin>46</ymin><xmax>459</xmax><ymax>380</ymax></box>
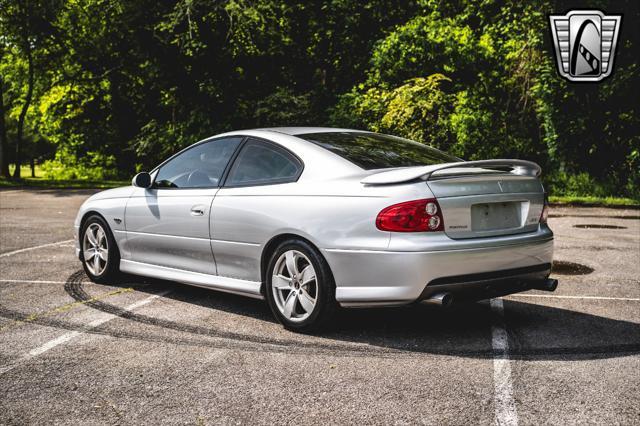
<box><xmin>360</xmin><ymin>159</ymin><xmax>545</xmax><ymax>239</ymax></box>
<box><xmin>428</xmin><ymin>173</ymin><xmax>544</xmax><ymax>239</ymax></box>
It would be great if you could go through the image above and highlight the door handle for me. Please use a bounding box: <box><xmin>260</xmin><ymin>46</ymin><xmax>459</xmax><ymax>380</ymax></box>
<box><xmin>190</xmin><ymin>206</ymin><xmax>205</xmax><ymax>216</ymax></box>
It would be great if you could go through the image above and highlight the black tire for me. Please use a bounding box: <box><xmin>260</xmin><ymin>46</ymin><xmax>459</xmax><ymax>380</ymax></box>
<box><xmin>265</xmin><ymin>239</ymin><xmax>337</xmax><ymax>332</ymax></box>
<box><xmin>79</xmin><ymin>214</ymin><xmax>121</xmax><ymax>283</ymax></box>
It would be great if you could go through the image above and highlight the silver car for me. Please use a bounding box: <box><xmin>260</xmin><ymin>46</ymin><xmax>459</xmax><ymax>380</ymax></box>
<box><xmin>75</xmin><ymin>128</ymin><xmax>556</xmax><ymax>331</ymax></box>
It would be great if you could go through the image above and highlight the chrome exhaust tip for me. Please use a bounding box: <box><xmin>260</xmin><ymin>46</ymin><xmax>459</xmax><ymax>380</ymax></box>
<box><xmin>423</xmin><ymin>292</ymin><xmax>454</xmax><ymax>308</ymax></box>
<box><xmin>531</xmin><ymin>278</ymin><xmax>558</xmax><ymax>292</ymax></box>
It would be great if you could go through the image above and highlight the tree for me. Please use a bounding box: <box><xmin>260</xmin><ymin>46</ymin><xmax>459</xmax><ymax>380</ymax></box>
<box><xmin>0</xmin><ymin>0</ymin><xmax>60</xmax><ymax>178</ymax></box>
<box><xmin>331</xmin><ymin>0</ymin><xmax>639</xmax><ymax>198</ymax></box>
<box><xmin>0</xmin><ymin>0</ymin><xmax>636</xmax><ymax>199</ymax></box>
<box><xmin>0</xmin><ymin>72</ymin><xmax>10</xmax><ymax>177</ymax></box>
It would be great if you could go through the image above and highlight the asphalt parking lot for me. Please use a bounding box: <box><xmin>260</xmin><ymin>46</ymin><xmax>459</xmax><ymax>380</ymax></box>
<box><xmin>0</xmin><ymin>188</ymin><xmax>638</xmax><ymax>425</ymax></box>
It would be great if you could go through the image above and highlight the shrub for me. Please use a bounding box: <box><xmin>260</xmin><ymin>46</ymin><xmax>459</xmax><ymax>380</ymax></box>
<box><xmin>40</xmin><ymin>149</ymin><xmax>117</xmax><ymax>181</ymax></box>
<box><xmin>545</xmin><ymin>171</ymin><xmax>612</xmax><ymax>198</ymax></box>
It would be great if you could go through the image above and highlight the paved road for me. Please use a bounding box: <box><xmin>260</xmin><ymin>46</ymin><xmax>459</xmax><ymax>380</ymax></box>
<box><xmin>0</xmin><ymin>188</ymin><xmax>639</xmax><ymax>424</ymax></box>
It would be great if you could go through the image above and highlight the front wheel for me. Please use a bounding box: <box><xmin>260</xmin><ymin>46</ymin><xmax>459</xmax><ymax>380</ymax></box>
<box><xmin>265</xmin><ymin>239</ymin><xmax>337</xmax><ymax>332</ymax></box>
<box><xmin>80</xmin><ymin>215</ymin><xmax>120</xmax><ymax>283</ymax></box>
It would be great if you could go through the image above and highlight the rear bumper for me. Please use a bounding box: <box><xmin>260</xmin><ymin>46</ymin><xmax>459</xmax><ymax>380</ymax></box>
<box><xmin>324</xmin><ymin>233</ymin><xmax>553</xmax><ymax>307</ymax></box>
<box><xmin>418</xmin><ymin>263</ymin><xmax>552</xmax><ymax>302</ymax></box>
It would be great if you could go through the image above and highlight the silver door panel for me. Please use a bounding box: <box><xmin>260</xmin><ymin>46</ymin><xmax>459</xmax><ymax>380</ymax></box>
<box><xmin>125</xmin><ymin>231</ymin><xmax>215</xmax><ymax>274</ymax></box>
<box><xmin>125</xmin><ymin>187</ymin><xmax>218</xmax><ymax>274</ymax></box>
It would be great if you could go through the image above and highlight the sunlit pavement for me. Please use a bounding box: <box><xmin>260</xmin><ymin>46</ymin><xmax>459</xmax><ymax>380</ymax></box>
<box><xmin>1</xmin><ymin>188</ymin><xmax>638</xmax><ymax>424</ymax></box>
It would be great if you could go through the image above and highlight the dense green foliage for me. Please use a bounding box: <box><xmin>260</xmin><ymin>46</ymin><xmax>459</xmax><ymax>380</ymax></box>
<box><xmin>0</xmin><ymin>0</ymin><xmax>638</xmax><ymax>197</ymax></box>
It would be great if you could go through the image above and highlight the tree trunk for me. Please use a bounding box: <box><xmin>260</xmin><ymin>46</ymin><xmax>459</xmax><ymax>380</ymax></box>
<box><xmin>0</xmin><ymin>74</ymin><xmax>10</xmax><ymax>177</ymax></box>
<box><xmin>108</xmin><ymin>70</ymin><xmax>136</xmax><ymax>175</ymax></box>
<box><xmin>30</xmin><ymin>157</ymin><xmax>35</xmax><ymax>177</ymax></box>
<box><xmin>13</xmin><ymin>38</ymin><xmax>34</xmax><ymax>179</ymax></box>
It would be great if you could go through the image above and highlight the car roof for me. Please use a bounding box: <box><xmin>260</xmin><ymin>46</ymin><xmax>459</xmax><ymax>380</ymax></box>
<box><xmin>256</xmin><ymin>127</ymin><xmax>371</xmax><ymax>136</ymax></box>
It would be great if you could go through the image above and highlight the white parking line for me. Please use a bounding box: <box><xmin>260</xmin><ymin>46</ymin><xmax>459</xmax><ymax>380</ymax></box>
<box><xmin>0</xmin><ymin>290</ymin><xmax>170</xmax><ymax>376</ymax></box>
<box><xmin>0</xmin><ymin>279</ymin><xmax>68</xmax><ymax>284</ymax></box>
<box><xmin>508</xmin><ymin>294</ymin><xmax>640</xmax><ymax>302</ymax></box>
<box><xmin>0</xmin><ymin>239</ymin><xmax>73</xmax><ymax>258</ymax></box>
<box><xmin>491</xmin><ymin>298</ymin><xmax>518</xmax><ymax>426</ymax></box>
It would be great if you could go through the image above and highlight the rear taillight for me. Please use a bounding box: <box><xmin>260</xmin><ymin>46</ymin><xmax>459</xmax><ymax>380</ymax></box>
<box><xmin>540</xmin><ymin>194</ymin><xmax>549</xmax><ymax>223</ymax></box>
<box><xmin>376</xmin><ymin>198</ymin><xmax>445</xmax><ymax>232</ymax></box>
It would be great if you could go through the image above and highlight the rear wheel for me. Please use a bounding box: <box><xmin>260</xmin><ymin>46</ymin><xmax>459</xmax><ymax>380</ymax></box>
<box><xmin>265</xmin><ymin>239</ymin><xmax>337</xmax><ymax>332</ymax></box>
<box><xmin>80</xmin><ymin>215</ymin><xmax>120</xmax><ymax>283</ymax></box>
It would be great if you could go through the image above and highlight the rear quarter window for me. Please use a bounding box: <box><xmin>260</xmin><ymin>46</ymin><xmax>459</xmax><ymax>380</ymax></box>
<box><xmin>225</xmin><ymin>139</ymin><xmax>302</xmax><ymax>186</ymax></box>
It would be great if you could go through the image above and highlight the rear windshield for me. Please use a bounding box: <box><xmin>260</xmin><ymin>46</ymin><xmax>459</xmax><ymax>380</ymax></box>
<box><xmin>298</xmin><ymin>132</ymin><xmax>460</xmax><ymax>170</ymax></box>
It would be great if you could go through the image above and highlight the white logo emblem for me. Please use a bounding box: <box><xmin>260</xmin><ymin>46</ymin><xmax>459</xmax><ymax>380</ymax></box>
<box><xmin>549</xmin><ymin>10</ymin><xmax>622</xmax><ymax>82</ymax></box>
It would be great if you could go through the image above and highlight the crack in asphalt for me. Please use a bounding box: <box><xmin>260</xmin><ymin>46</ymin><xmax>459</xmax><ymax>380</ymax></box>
<box><xmin>0</xmin><ymin>287</ymin><xmax>134</xmax><ymax>332</ymax></box>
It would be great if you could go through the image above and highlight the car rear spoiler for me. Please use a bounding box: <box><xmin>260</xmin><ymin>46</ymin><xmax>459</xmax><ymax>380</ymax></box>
<box><xmin>360</xmin><ymin>159</ymin><xmax>541</xmax><ymax>185</ymax></box>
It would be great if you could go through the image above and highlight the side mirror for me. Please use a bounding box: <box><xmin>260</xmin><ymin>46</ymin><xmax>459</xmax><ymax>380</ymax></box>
<box><xmin>132</xmin><ymin>172</ymin><xmax>152</xmax><ymax>188</ymax></box>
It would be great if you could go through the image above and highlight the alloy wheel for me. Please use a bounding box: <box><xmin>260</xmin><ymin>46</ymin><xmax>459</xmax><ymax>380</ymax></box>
<box><xmin>271</xmin><ymin>250</ymin><xmax>318</xmax><ymax>322</ymax></box>
<box><xmin>83</xmin><ymin>223</ymin><xmax>109</xmax><ymax>276</ymax></box>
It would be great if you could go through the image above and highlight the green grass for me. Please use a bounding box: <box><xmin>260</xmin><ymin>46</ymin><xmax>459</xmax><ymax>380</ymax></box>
<box><xmin>2</xmin><ymin>163</ymin><xmax>128</xmax><ymax>189</ymax></box>
<box><xmin>549</xmin><ymin>195</ymin><xmax>640</xmax><ymax>208</ymax></box>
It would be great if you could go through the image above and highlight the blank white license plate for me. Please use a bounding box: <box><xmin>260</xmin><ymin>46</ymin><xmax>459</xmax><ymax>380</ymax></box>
<box><xmin>471</xmin><ymin>202</ymin><xmax>521</xmax><ymax>231</ymax></box>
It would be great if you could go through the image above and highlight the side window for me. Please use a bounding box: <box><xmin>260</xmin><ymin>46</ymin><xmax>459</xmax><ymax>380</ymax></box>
<box><xmin>226</xmin><ymin>139</ymin><xmax>302</xmax><ymax>186</ymax></box>
<box><xmin>154</xmin><ymin>137</ymin><xmax>243</xmax><ymax>188</ymax></box>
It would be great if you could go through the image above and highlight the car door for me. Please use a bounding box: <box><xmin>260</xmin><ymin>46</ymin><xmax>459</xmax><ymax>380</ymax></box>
<box><xmin>210</xmin><ymin>138</ymin><xmax>304</xmax><ymax>281</ymax></box>
<box><xmin>125</xmin><ymin>136</ymin><xmax>244</xmax><ymax>275</ymax></box>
